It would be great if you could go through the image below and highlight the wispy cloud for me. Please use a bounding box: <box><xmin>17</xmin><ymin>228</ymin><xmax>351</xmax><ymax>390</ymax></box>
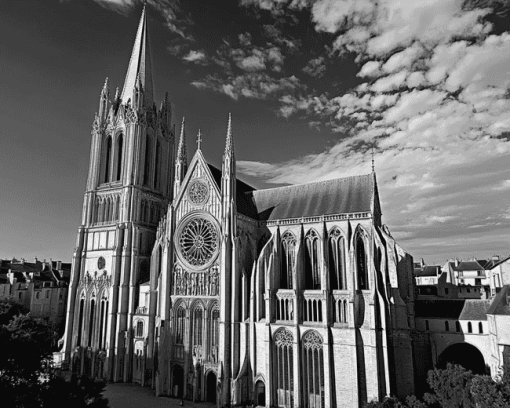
<box><xmin>182</xmin><ymin>50</ymin><xmax>208</xmax><ymax>65</ymax></box>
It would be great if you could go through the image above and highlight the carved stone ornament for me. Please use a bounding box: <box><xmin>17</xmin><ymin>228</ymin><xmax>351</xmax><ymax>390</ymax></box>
<box><xmin>97</xmin><ymin>256</ymin><xmax>106</xmax><ymax>270</ymax></box>
<box><xmin>146</xmin><ymin>109</ymin><xmax>155</xmax><ymax>129</ymax></box>
<box><xmin>187</xmin><ymin>180</ymin><xmax>209</xmax><ymax>206</ymax></box>
<box><xmin>177</xmin><ymin>215</ymin><xmax>219</xmax><ymax>269</ymax></box>
<box><xmin>125</xmin><ymin>106</ymin><xmax>137</xmax><ymax>125</ymax></box>
<box><xmin>173</xmin><ymin>265</ymin><xmax>219</xmax><ymax>296</ymax></box>
<box><xmin>92</xmin><ymin>114</ymin><xmax>101</xmax><ymax>135</ymax></box>
<box><xmin>105</xmin><ymin>121</ymin><xmax>115</xmax><ymax>136</ymax></box>
<box><xmin>302</xmin><ymin>330</ymin><xmax>323</xmax><ymax>350</ymax></box>
<box><xmin>274</xmin><ymin>329</ymin><xmax>293</xmax><ymax>347</ymax></box>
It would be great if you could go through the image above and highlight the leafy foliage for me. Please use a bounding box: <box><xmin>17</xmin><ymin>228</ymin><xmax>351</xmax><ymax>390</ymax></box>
<box><xmin>0</xmin><ymin>298</ymin><xmax>109</xmax><ymax>407</ymax></box>
<box><xmin>366</xmin><ymin>364</ymin><xmax>510</xmax><ymax>408</ymax></box>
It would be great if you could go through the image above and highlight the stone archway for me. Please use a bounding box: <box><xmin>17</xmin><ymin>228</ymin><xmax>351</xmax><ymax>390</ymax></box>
<box><xmin>172</xmin><ymin>365</ymin><xmax>184</xmax><ymax>398</ymax></box>
<box><xmin>438</xmin><ymin>342</ymin><xmax>487</xmax><ymax>375</ymax></box>
<box><xmin>206</xmin><ymin>371</ymin><xmax>217</xmax><ymax>403</ymax></box>
<box><xmin>255</xmin><ymin>380</ymin><xmax>266</xmax><ymax>406</ymax></box>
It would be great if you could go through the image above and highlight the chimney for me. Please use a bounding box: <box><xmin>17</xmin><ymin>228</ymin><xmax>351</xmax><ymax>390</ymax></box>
<box><xmin>34</xmin><ymin>256</ymin><xmax>38</xmax><ymax>263</ymax></box>
<box><xmin>492</xmin><ymin>255</ymin><xmax>500</xmax><ymax>262</ymax></box>
<box><xmin>455</xmin><ymin>258</ymin><xmax>459</xmax><ymax>267</ymax></box>
<box><xmin>56</xmin><ymin>260</ymin><xmax>62</xmax><ymax>270</ymax></box>
<box><xmin>420</xmin><ymin>258</ymin><xmax>425</xmax><ymax>268</ymax></box>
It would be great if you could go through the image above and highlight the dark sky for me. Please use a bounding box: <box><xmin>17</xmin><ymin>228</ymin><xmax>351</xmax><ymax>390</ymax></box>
<box><xmin>1</xmin><ymin>0</ymin><xmax>510</xmax><ymax>264</ymax></box>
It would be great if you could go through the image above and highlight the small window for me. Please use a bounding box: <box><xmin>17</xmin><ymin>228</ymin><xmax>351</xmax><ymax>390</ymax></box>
<box><xmin>445</xmin><ymin>321</ymin><xmax>449</xmax><ymax>331</ymax></box>
<box><xmin>18</xmin><ymin>292</ymin><xmax>22</xmax><ymax>299</ymax></box>
<box><xmin>445</xmin><ymin>288</ymin><xmax>449</xmax><ymax>295</ymax></box>
<box><xmin>456</xmin><ymin>321</ymin><xmax>461</xmax><ymax>332</ymax></box>
<box><xmin>425</xmin><ymin>320</ymin><xmax>429</xmax><ymax>331</ymax></box>
<box><xmin>468</xmin><ymin>322</ymin><xmax>472</xmax><ymax>333</ymax></box>
<box><xmin>467</xmin><ymin>288</ymin><xmax>471</xmax><ymax>293</ymax></box>
<box><xmin>46</xmin><ymin>290</ymin><xmax>49</xmax><ymax>299</ymax></box>
<box><xmin>479</xmin><ymin>322</ymin><xmax>483</xmax><ymax>334</ymax></box>
<box><xmin>36</xmin><ymin>292</ymin><xmax>40</xmax><ymax>299</ymax></box>
<box><xmin>136</xmin><ymin>321</ymin><xmax>144</xmax><ymax>338</ymax></box>
<box><xmin>59</xmin><ymin>291</ymin><xmax>63</xmax><ymax>299</ymax></box>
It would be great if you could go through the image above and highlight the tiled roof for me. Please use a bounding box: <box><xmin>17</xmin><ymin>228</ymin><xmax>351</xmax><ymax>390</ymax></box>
<box><xmin>415</xmin><ymin>299</ymin><xmax>490</xmax><ymax>320</ymax></box>
<box><xmin>453</xmin><ymin>261</ymin><xmax>484</xmax><ymax>271</ymax></box>
<box><xmin>487</xmin><ymin>285</ymin><xmax>510</xmax><ymax>316</ymax></box>
<box><xmin>414</xmin><ymin>265</ymin><xmax>441</xmax><ymax>277</ymax></box>
<box><xmin>248</xmin><ymin>174</ymin><xmax>374</xmax><ymax>221</ymax></box>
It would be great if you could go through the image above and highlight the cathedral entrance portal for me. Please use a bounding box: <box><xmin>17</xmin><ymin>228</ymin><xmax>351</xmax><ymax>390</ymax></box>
<box><xmin>255</xmin><ymin>380</ymin><xmax>266</xmax><ymax>406</ymax></box>
<box><xmin>172</xmin><ymin>365</ymin><xmax>184</xmax><ymax>398</ymax></box>
<box><xmin>206</xmin><ymin>371</ymin><xmax>217</xmax><ymax>403</ymax></box>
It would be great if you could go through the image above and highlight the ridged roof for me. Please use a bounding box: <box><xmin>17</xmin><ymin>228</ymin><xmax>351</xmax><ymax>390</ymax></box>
<box><xmin>248</xmin><ymin>174</ymin><xmax>374</xmax><ymax>221</ymax></box>
<box><xmin>415</xmin><ymin>299</ymin><xmax>492</xmax><ymax>320</ymax></box>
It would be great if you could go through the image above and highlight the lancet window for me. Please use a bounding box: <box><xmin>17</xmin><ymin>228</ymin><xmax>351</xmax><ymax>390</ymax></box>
<box><xmin>302</xmin><ymin>331</ymin><xmax>325</xmax><ymax>408</ymax></box>
<box><xmin>115</xmin><ymin>134</ymin><xmax>123</xmax><ymax>181</ymax></box>
<box><xmin>98</xmin><ymin>297</ymin><xmax>108</xmax><ymax>349</ymax></box>
<box><xmin>275</xmin><ymin>329</ymin><xmax>294</xmax><ymax>408</ymax></box>
<box><xmin>280</xmin><ymin>231</ymin><xmax>296</xmax><ymax>289</ymax></box>
<box><xmin>136</xmin><ymin>320</ymin><xmax>144</xmax><ymax>338</ymax></box>
<box><xmin>210</xmin><ymin>306</ymin><xmax>219</xmax><ymax>362</ymax></box>
<box><xmin>77</xmin><ymin>297</ymin><xmax>85</xmax><ymax>346</ymax></box>
<box><xmin>103</xmin><ymin>136</ymin><xmax>112</xmax><ymax>183</ymax></box>
<box><xmin>329</xmin><ymin>228</ymin><xmax>346</xmax><ymax>290</ymax></box>
<box><xmin>193</xmin><ymin>306</ymin><xmax>203</xmax><ymax>347</ymax></box>
<box><xmin>356</xmin><ymin>235</ymin><xmax>369</xmax><ymax>290</ymax></box>
<box><xmin>154</xmin><ymin>140</ymin><xmax>161</xmax><ymax>190</ymax></box>
<box><xmin>88</xmin><ymin>298</ymin><xmax>95</xmax><ymax>347</ymax></box>
<box><xmin>143</xmin><ymin>135</ymin><xmax>152</xmax><ymax>186</ymax></box>
<box><xmin>305</xmin><ymin>230</ymin><xmax>320</xmax><ymax>290</ymax></box>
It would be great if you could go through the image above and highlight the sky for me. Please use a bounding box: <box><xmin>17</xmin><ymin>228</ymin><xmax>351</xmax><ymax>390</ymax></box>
<box><xmin>1</xmin><ymin>0</ymin><xmax>510</xmax><ymax>264</ymax></box>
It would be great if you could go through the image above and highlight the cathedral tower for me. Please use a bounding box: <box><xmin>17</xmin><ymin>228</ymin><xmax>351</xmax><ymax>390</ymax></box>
<box><xmin>62</xmin><ymin>5</ymin><xmax>175</xmax><ymax>381</ymax></box>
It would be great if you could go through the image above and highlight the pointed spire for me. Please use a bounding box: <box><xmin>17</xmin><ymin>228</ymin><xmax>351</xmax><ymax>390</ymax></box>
<box><xmin>120</xmin><ymin>4</ymin><xmax>154</xmax><ymax>108</ymax></box>
<box><xmin>177</xmin><ymin>117</ymin><xmax>187</xmax><ymax>163</ymax></box>
<box><xmin>224</xmin><ymin>112</ymin><xmax>234</xmax><ymax>157</ymax></box>
<box><xmin>98</xmin><ymin>77</ymin><xmax>110</xmax><ymax>121</ymax></box>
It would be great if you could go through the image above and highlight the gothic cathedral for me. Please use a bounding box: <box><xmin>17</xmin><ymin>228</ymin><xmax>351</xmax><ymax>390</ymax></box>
<box><xmin>63</xmin><ymin>6</ymin><xmax>417</xmax><ymax>408</ymax></box>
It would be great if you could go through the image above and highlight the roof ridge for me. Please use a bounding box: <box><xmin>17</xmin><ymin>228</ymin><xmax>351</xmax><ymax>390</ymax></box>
<box><xmin>251</xmin><ymin>173</ymin><xmax>373</xmax><ymax>195</ymax></box>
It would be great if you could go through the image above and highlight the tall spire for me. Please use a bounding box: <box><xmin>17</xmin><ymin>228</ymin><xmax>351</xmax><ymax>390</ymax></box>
<box><xmin>177</xmin><ymin>117</ymin><xmax>187</xmax><ymax>164</ymax></box>
<box><xmin>224</xmin><ymin>112</ymin><xmax>234</xmax><ymax>157</ymax></box>
<box><xmin>120</xmin><ymin>4</ymin><xmax>154</xmax><ymax>108</ymax></box>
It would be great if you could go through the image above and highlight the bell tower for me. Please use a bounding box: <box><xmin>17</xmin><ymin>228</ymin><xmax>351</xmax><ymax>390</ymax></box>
<box><xmin>62</xmin><ymin>4</ymin><xmax>175</xmax><ymax>382</ymax></box>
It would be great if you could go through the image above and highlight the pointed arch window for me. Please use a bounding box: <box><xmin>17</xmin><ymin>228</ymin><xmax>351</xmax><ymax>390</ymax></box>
<box><xmin>210</xmin><ymin>305</ymin><xmax>220</xmax><ymax>362</ymax></box>
<box><xmin>479</xmin><ymin>322</ymin><xmax>483</xmax><ymax>333</ymax></box>
<box><xmin>143</xmin><ymin>135</ymin><xmax>152</xmax><ymax>186</ymax></box>
<box><xmin>356</xmin><ymin>234</ymin><xmax>369</xmax><ymax>290</ymax></box>
<box><xmin>154</xmin><ymin>140</ymin><xmax>161</xmax><ymax>190</ymax></box>
<box><xmin>280</xmin><ymin>231</ymin><xmax>296</xmax><ymax>290</ymax></box>
<box><xmin>468</xmin><ymin>322</ymin><xmax>472</xmax><ymax>333</ymax></box>
<box><xmin>305</xmin><ymin>230</ymin><xmax>320</xmax><ymax>290</ymax></box>
<box><xmin>88</xmin><ymin>298</ymin><xmax>95</xmax><ymax>347</ymax></box>
<box><xmin>175</xmin><ymin>307</ymin><xmax>185</xmax><ymax>345</ymax></box>
<box><xmin>193</xmin><ymin>306</ymin><xmax>203</xmax><ymax>347</ymax></box>
<box><xmin>103</xmin><ymin>136</ymin><xmax>112</xmax><ymax>183</ymax></box>
<box><xmin>329</xmin><ymin>228</ymin><xmax>346</xmax><ymax>290</ymax></box>
<box><xmin>115</xmin><ymin>134</ymin><xmax>123</xmax><ymax>181</ymax></box>
<box><xmin>302</xmin><ymin>331</ymin><xmax>324</xmax><ymax>408</ymax></box>
<box><xmin>77</xmin><ymin>297</ymin><xmax>85</xmax><ymax>347</ymax></box>
<box><xmin>274</xmin><ymin>329</ymin><xmax>294</xmax><ymax>408</ymax></box>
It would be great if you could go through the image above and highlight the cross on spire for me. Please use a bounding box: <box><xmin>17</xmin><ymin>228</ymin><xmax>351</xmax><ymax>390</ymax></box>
<box><xmin>197</xmin><ymin>130</ymin><xmax>202</xmax><ymax>150</ymax></box>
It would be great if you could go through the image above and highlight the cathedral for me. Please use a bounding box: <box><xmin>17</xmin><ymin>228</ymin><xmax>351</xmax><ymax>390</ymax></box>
<box><xmin>62</xmin><ymin>6</ymin><xmax>417</xmax><ymax>407</ymax></box>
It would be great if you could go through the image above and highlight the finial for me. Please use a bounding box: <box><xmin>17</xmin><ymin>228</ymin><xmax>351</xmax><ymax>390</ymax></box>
<box><xmin>224</xmin><ymin>113</ymin><xmax>234</xmax><ymax>156</ymax></box>
<box><xmin>103</xmin><ymin>77</ymin><xmax>109</xmax><ymax>89</ymax></box>
<box><xmin>197</xmin><ymin>130</ymin><xmax>202</xmax><ymax>150</ymax></box>
<box><xmin>371</xmin><ymin>144</ymin><xmax>375</xmax><ymax>173</ymax></box>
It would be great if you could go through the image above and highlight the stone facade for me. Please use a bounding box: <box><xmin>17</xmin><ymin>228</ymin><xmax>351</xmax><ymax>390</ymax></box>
<box><xmin>62</xmin><ymin>6</ymin><xmax>419</xmax><ymax>407</ymax></box>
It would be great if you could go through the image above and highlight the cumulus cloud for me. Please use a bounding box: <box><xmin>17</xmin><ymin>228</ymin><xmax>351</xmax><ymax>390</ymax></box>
<box><xmin>238</xmin><ymin>0</ymin><xmax>510</xmax><ymax>260</ymax></box>
<box><xmin>182</xmin><ymin>50</ymin><xmax>208</xmax><ymax>65</ymax></box>
<box><xmin>302</xmin><ymin>57</ymin><xmax>326</xmax><ymax>78</ymax></box>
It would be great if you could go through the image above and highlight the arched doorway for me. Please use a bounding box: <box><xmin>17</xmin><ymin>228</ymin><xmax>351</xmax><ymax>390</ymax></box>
<box><xmin>255</xmin><ymin>380</ymin><xmax>266</xmax><ymax>406</ymax></box>
<box><xmin>172</xmin><ymin>365</ymin><xmax>184</xmax><ymax>398</ymax></box>
<box><xmin>438</xmin><ymin>343</ymin><xmax>487</xmax><ymax>375</ymax></box>
<box><xmin>206</xmin><ymin>371</ymin><xmax>217</xmax><ymax>403</ymax></box>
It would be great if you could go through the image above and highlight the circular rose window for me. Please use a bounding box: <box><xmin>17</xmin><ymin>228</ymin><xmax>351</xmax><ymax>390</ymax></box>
<box><xmin>188</xmin><ymin>180</ymin><xmax>209</xmax><ymax>205</ymax></box>
<box><xmin>177</xmin><ymin>215</ymin><xmax>219</xmax><ymax>269</ymax></box>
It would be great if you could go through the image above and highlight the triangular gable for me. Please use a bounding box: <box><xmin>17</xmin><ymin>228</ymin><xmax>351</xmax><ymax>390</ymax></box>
<box><xmin>173</xmin><ymin>149</ymin><xmax>222</xmax><ymax>220</ymax></box>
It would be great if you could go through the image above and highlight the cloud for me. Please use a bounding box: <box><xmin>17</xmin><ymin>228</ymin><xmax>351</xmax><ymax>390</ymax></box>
<box><xmin>191</xmin><ymin>73</ymin><xmax>302</xmax><ymax>101</ymax></box>
<box><xmin>239</xmin><ymin>0</ymin><xmax>510</xmax><ymax>260</ymax></box>
<box><xmin>182</xmin><ymin>50</ymin><xmax>208</xmax><ymax>65</ymax></box>
<box><xmin>302</xmin><ymin>57</ymin><xmax>326</xmax><ymax>78</ymax></box>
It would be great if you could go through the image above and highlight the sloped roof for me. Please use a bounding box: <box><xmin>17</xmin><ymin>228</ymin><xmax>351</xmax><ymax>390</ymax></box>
<box><xmin>248</xmin><ymin>174</ymin><xmax>374</xmax><ymax>221</ymax></box>
<box><xmin>415</xmin><ymin>299</ymin><xmax>491</xmax><ymax>320</ymax></box>
<box><xmin>487</xmin><ymin>285</ymin><xmax>510</xmax><ymax>315</ymax></box>
<box><xmin>453</xmin><ymin>261</ymin><xmax>484</xmax><ymax>271</ymax></box>
<box><xmin>415</xmin><ymin>265</ymin><xmax>441</xmax><ymax>277</ymax></box>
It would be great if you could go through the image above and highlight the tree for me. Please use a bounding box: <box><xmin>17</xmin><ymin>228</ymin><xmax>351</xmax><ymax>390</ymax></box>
<box><xmin>423</xmin><ymin>363</ymin><xmax>474</xmax><ymax>408</ymax></box>
<box><xmin>0</xmin><ymin>299</ymin><xmax>109</xmax><ymax>407</ymax></box>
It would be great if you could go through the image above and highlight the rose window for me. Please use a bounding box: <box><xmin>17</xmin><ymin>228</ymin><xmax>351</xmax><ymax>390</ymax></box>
<box><xmin>178</xmin><ymin>217</ymin><xmax>218</xmax><ymax>268</ymax></box>
<box><xmin>188</xmin><ymin>180</ymin><xmax>209</xmax><ymax>205</ymax></box>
